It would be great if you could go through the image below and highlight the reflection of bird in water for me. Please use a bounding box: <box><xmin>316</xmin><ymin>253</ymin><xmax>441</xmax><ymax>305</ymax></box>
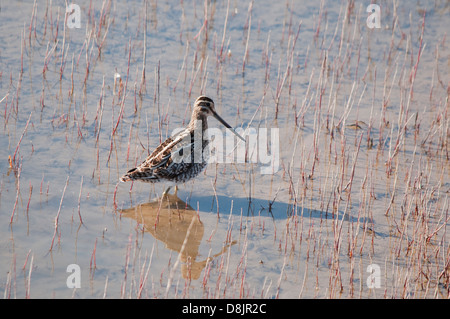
<box><xmin>120</xmin><ymin>194</ymin><xmax>235</xmax><ymax>280</ymax></box>
<box><xmin>120</xmin><ymin>96</ymin><xmax>245</xmax><ymax>195</ymax></box>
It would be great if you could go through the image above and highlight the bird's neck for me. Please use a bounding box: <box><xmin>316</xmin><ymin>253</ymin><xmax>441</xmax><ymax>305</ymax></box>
<box><xmin>188</xmin><ymin>114</ymin><xmax>208</xmax><ymax>132</ymax></box>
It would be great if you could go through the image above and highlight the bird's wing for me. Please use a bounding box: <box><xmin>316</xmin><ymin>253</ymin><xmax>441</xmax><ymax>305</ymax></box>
<box><xmin>141</xmin><ymin>130</ymin><xmax>196</xmax><ymax>170</ymax></box>
<box><xmin>120</xmin><ymin>129</ymin><xmax>207</xmax><ymax>182</ymax></box>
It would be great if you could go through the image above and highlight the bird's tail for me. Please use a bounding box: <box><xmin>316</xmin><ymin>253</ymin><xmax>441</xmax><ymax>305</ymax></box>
<box><xmin>120</xmin><ymin>167</ymin><xmax>138</xmax><ymax>182</ymax></box>
<box><xmin>120</xmin><ymin>167</ymin><xmax>158</xmax><ymax>183</ymax></box>
<box><xmin>120</xmin><ymin>175</ymin><xmax>132</xmax><ymax>182</ymax></box>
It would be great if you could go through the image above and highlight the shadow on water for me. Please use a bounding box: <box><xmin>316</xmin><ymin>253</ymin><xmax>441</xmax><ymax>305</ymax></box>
<box><xmin>120</xmin><ymin>194</ymin><xmax>236</xmax><ymax>280</ymax></box>
<box><xmin>119</xmin><ymin>193</ymin><xmax>380</xmax><ymax>281</ymax></box>
<box><xmin>190</xmin><ymin>194</ymin><xmax>368</xmax><ymax>224</ymax></box>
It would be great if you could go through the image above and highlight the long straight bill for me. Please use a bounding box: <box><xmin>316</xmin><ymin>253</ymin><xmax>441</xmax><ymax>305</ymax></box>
<box><xmin>211</xmin><ymin>111</ymin><xmax>246</xmax><ymax>142</ymax></box>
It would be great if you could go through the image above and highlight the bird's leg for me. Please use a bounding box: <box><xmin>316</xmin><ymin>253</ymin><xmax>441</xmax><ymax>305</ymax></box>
<box><xmin>162</xmin><ymin>185</ymin><xmax>178</xmax><ymax>197</ymax></box>
<box><xmin>162</xmin><ymin>186</ymin><xmax>171</xmax><ymax>196</ymax></box>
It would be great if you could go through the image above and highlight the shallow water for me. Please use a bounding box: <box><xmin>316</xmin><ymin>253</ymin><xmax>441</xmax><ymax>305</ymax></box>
<box><xmin>0</xmin><ymin>0</ymin><xmax>449</xmax><ymax>298</ymax></box>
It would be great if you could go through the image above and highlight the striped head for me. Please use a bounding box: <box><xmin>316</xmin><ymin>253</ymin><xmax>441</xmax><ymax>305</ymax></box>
<box><xmin>193</xmin><ymin>95</ymin><xmax>216</xmax><ymax>117</ymax></box>
<box><xmin>191</xmin><ymin>96</ymin><xmax>245</xmax><ymax>142</ymax></box>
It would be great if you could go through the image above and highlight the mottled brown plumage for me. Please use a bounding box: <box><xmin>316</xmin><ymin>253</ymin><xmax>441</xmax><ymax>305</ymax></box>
<box><xmin>120</xmin><ymin>96</ymin><xmax>245</xmax><ymax>192</ymax></box>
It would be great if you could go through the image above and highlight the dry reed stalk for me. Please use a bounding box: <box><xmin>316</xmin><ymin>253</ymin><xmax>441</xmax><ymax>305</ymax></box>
<box><xmin>137</xmin><ymin>244</ymin><xmax>155</xmax><ymax>298</ymax></box>
<box><xmin>173</xmin><ymin>42</ymin><xmax>189</xmax><ymax>93</ymax></box>
<box><xmin>102</xmin><ymin>276</ymin><xmax>109</xmax><ymax>299</ymax></box>
<box><xmin>97</xmin><ymin>3</ymin><xmax>113</xmax><ymax>57</ymax></box>
<box><xmin>140</xmin><ymin>0</ymin><xmax>148</xmax><ymax>94</ymax></box>
<box><xmin>59</xmin><ymin>5</ymin><xmax>68</xmax><ymax>81</ymax></box>
<box><xmin>77</xmin><ymin>176</ymin><xmax>84</xmax><ymax>224</ymax></box>
<box><xmin>49</xmin><ymin>175</ymin><xmax>69</xmax><ymax>251</ymax></box>
<box><xmin>10</xmin><ymin>162</ymin><xmax>21</xmax><ymax>224</ymax></box>
<box><xmin>113</xmin><ymin>182</ymin><xmax>120</xmax><ymax>210</ymax></box>
<box><xmin>90</xmin><ymin>237</ymin><xmax>97</xmax><ymax>276</ymax></box>
<box><xmin>242</xmin><ymin>0</ymin><xmax>254</xmax><ymax>73</ymax></box>
<box><xmin>25</xmin><ymin>253</ymin><xmax>34</xmax><ymax>299</ymax></box>
<box><xmin>121</xmin><ymin>234</ymin><xmax>133</xmax><ymax>298</ymax></box>
<box><xmin>218</xmin><ymin>0</ymin><xmax>230</xmax><ymax>61</ymax></box>
<box><xmin>26</xmin><ymin>182</ymin><xmax>32</xmax><ymax>228</ymax></box>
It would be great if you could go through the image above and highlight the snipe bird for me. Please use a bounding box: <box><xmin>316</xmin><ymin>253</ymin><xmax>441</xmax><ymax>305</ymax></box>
<box><xmin>120</xmin><ymin>96</ymin><xmax>245</xmax><ymax>194</ymax></box>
